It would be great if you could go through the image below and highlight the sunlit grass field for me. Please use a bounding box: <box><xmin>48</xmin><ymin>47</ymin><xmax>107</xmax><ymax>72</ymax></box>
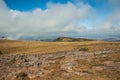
<box><xmin>0</xmin><ymin>39</ymin><xmax>107</xmax><ymax>54</ymax></box>
<box><xmin>0</xmin><ymin>40</ymin><xmax>120</xmax><ymax>80</ymax></box>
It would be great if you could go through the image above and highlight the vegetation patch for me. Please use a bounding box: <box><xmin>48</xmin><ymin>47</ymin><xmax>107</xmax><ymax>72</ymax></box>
<box><xmin>16</xmin><ymin>72</ymin><xmax>29</xmax><ymax>80</ymax></box>
<box><xmin>0</xmin><ymin>51</ymin><xmax>3</xmax><ymax>55</ymax></box>
<box><xmin>54</xmin><ymin>37</ymin><xmax>95</xmax><ymax>42</ymax></box>
<box><xmin>79</xmin><ymin>47</ymin><xmax>89</xmax><ymax>51</ymax></box>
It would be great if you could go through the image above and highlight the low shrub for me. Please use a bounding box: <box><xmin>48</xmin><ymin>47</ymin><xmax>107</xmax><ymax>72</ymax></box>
<box><xmin>0</xmin><ymin>51</ymin><xmax>3</xmax><ymax>55</ymax></box>
<box><xmin>79</xmin><ymin>47</ymin><xmax>88</xmax><ymax>51</ymax></box>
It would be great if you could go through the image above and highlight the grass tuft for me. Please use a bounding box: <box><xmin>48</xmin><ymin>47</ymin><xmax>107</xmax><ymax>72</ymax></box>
<box><xmin>79</xmin><ymin>47</ymin><xmax>88</xmax><ymax>51</ymax></box>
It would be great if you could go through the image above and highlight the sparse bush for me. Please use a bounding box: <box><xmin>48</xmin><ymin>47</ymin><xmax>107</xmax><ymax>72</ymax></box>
<box><xmin>79</xmin><ymin>47</ymin><xmax>88</xmax><ymax>51</ymax></box>
<box><xmin>16</xmin><ymin>72</ymin><xmax>29</xmax><ymax>80</ymax></box>
<box><xmin>0</xmin><ymin>51</ymin><xmax>3</xmax><ymax>55</ymax></box>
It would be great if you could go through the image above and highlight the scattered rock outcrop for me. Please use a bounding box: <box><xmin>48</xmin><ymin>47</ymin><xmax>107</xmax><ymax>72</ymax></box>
<box><xmin>0</xmin><ymin>49</ymin><xmax>120</xmax><ymax>80</ymax></box>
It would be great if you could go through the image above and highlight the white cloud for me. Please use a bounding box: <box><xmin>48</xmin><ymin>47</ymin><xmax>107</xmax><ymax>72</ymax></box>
<box><xmin>0</xmin><ymin>0</ymin><xmax>8</xmax><ymax>10</ymax></box>
<box><xmin>92</xmin><ymin>8</ymin><xmax>120</xmax><ymax>38</ymax></box>
<box><xmin>109</xmin><ymin>0</ymin><xmax>120</xmax><ymax>5</ymax></box>
<box><xmin>0</xmin><ymin>0</ymin><xmax>91</xmax><ymax>39</ymax></box>
<box><xmin>0</xmin><ymin>0</ymin><xmax>120</xmax><ymax>39</ymax></box>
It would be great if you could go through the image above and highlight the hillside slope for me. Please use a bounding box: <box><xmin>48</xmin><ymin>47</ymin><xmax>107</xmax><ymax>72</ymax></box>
<box><xmin>54</xmin><ymin>37</ymin><xmax>95</xmax><ymax>42</ymax></box>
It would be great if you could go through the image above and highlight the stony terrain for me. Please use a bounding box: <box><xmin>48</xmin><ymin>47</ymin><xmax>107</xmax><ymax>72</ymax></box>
<box><xmin>0</xmin><ymin>47</ymin><xmax>120</xmax><ymax>80</ymax></box>
<box><xmin>0</xmin><ymin>40</ymin><xmax>120</xmax><ymax>80</ymax></box>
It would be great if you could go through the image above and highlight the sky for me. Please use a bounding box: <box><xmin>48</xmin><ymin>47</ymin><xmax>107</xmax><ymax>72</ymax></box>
<box><xmin>0</xmin><ymin>0</ymin><xmax>120</xmax><ymax>40</ymax></box>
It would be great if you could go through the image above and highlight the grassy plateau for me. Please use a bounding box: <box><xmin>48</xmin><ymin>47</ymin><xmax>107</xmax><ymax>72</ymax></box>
<box><xmin>0</xmin><ymin>39</ymin><xmax>120</xmax><ymax>80</ymax></box>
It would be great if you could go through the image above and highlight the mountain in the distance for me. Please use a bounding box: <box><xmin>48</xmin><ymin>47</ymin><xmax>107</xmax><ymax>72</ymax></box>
<box><xmin>103</xmin><ymin>38</ymin><xmax>120</xmax><ymax>42</ymax></box>
<box><xmin>54</xmin><ymin>37</ymin><xmax>95</xmax><ymax>42</ymax></box>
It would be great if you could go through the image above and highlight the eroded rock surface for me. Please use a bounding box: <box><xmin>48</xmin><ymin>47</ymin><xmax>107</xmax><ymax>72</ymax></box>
<box><xmin>0</xmin><ymin>49</ymin><xmax>120</xmax><ymax>80</ymax></box>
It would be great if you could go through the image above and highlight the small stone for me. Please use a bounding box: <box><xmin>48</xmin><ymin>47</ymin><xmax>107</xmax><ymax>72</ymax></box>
<box><xmin>92</xmin><ymin>66</ymin><xmax>104</xmax><ymax>71</ymax></box>
<box><xmin>102</xmin><ymin>61</ymin><xmax>115</xmax><ymax>66</ymax></box>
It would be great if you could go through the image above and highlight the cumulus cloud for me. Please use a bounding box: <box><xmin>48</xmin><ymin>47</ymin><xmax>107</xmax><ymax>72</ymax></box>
<box><xmin>109</xmin><ymin>0</ymin><xmax>120</xmax><ymax>5</ymax></box>
<box><xmin>0</xmin><ymin>0</ymin><xmax>120</xmax><ymax>40</ymax></box>
<box><xmin>93</xmin><ymin>5</ymin><xmax>120</xmax><ymax>38</ymax></box>
<box><xmin>0</xmin><ymin>0</ymin><xmax>92</xmax><ymax>39</ymax></box>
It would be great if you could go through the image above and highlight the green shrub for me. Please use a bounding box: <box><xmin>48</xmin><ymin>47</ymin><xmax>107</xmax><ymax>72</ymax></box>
<box><xmin>79</xmin><ymin>47</ymin><xmax>88</xmax><ymax>51</ymax></box>
<box><xmin>16</xmin><ymin>72</ymin><xmax>29</xmax><ymax>80</ymax></box>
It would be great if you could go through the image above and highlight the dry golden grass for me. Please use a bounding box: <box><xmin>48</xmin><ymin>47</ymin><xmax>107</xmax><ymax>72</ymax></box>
<box><xmin>0</xmin><ymin>39</ymin><xmax>106</xmax><ymax>54</ymax></box>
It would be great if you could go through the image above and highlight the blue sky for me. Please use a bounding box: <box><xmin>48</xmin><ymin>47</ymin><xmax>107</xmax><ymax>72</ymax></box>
<box><xmin>0</xmin><ymin>0</ymin><xmax>120</xmax><ymax>39</ymax></box>
<box><xmin>4</xmin><ymin>0</ymin><xmax>73</xmax><ymax>11</ymax></box>
<box><xmin>4</xmin><ymin>0</ymin><xmax>112</xmax><ymax>21</ymax></box>
<box><xmin>4</xmin><ymin>0</ymin><xmax>109</xmax><ymax>11</ymax></box>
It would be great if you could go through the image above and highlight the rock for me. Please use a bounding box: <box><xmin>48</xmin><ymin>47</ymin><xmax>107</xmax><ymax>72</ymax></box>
<box><xmin>74</xmin><ymin>71</ymin><xmax>91</xmax><ymax>76</ymax></box>
<box><xmin>62</xmin><ymin>72</ymin><xmax>70</xmax><ymax>78</ymax></box>
<box><xmin>92</xmin><ymin>66</ymin><xmax>104</xmax><ymax>71</ymax></box>
<box><xmin>102</xmin><ymin>61</ymin><xmax>115</xmax><ymax>66</ymax></box>
<box><xmin>0</xmin><ymin>49</ymin><xmax>118</xmax><ymax>80</ymax></box>
<box><xmin>61</xmin><ymin>62</ymin><xmax>77</xmax><ymax>73</ymax></box>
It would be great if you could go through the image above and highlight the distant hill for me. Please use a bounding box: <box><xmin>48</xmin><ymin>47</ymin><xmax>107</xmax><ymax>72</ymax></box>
<box><xmin>54</xmin><ymin>37</ymin><xmax>95</xmax><ymax>42</ymax></box>
<box><xmin>39</xmin><ymin>39</ymin><xmax>54</xmax><ymax>42</ymax></box>
<box><xmin>103</xmin><ymin>38</ymin><xmax>120</xmax><ymax>42</ymax></box>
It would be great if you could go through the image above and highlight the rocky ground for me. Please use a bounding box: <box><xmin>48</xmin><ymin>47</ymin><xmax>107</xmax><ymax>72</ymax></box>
<box><xmin>0</xmin><ymin>47</ymin><xmax>120</xmax><ymax>80</ymax></box>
